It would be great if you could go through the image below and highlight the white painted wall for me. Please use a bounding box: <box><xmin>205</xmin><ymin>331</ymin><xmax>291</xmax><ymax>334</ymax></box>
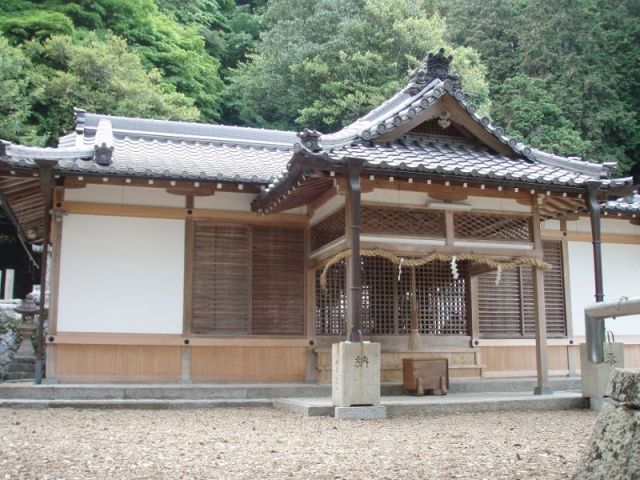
<box><xmin>194</xmin><ymin>191</ymin><xmax>255</xmax><ymax>211</ymax></box>
<box><xmin>568</xmin><ymin>241</ymin><xmax>640</xmax><ymax>337</ymax></box>
<box><xmin>57</xmin><ymin>214</ymin><xmax>185</xmax><ymax>334</ymax></box>
<box><xmin>65</xmin><ymin>184</ymin><xmax>186</xmax><ymax>208</ymax></box>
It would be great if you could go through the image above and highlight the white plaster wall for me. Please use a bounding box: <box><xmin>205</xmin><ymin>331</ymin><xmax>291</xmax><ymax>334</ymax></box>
<box><xmin>57</xmin><ymin>214</ymin><xmax>185</xmax><ymax>334</ymax></box>
<box><xmin>194</xmin><ymin>191</ymin><xmax>255</xmax><ymax>211</ymax></box>
<box><xmin>65</xmin><ymin>184</ymin><xmax>185</xmax><ymax>208</ymax></box>
<box><xmin>568</xmin><ymin>241</ymin><xmax>640</xmax><ymax>337</ymax></box>
<box><xmin>563</xmin><ymin>217</ymin><xmax>639</xmax><ymax>235</ymax></box>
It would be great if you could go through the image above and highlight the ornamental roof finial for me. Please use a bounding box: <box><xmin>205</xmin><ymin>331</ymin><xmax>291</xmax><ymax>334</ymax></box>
<box><xmin>407</xmin><ymin>48</ymin><xmax>461</xmax><ymax>95</ymax></box>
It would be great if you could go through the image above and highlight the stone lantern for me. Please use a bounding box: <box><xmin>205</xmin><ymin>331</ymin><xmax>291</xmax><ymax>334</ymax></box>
<box><xmin>14</xmin><ymin>294</ymin><xmax>39</xmax><ymax>359</ymax></box>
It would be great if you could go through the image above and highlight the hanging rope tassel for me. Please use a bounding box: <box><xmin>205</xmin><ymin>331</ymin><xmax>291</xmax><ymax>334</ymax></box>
<box><xmin>450</xmin><ymin>255</ymin><xmax>459</xmax><ymax>280</ymax></box>
<box><xmin>398</xmin><ymin>257</ymin><xmax>404</xmax><ymax>282</ymax></box>
<box><xmin>495</xmin><ymin>264</ymin><xmax>502</xmax><ymax>285</ymax></box>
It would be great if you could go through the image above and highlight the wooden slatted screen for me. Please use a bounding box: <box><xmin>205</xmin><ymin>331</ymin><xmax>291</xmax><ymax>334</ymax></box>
<box><xmin>192</xmin><ymin>222</ymin><xmax>305</xmax><ymax>336</ymax></box>
<box><xmin>251</xmin><ymin>226</ymin><xmax>305</xmax><ymax>335</ymax></box>
<box><xmin>192</xmin><ymin>224</ymin><xmax>251</xmax><ymax>334</ymax></box>
<box><xmin>477</xmin><ymin>240</ymin><xmax>566</xmax><ymax>338</ymax></box>
<box><xmin>542</xmin><ymin>241</ymin><xmax>567</xmax><ymax>336</ymax></box>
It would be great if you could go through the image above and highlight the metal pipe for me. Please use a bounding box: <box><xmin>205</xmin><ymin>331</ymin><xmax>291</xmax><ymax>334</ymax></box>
<box><xmin>585</xmin><ymin>183</ymin><xmax>604</xmax><ymax>303</ymax></box>
<box><xmin>585</xmin><ymin>296</ymin><xmax>640</xmax><ymax>363</ymax></box>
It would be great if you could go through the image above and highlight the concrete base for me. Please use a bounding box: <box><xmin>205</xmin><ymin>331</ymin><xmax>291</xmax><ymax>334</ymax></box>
<box><xmin>580</xmin><ymin>343</ymin><xmax>624</xmax><ymax>402</ymax></box>
<box><xmin>334</xmin><ymin>405</ymin><xmax>387</xmax><ymax>420</ymax></box>
<box><xmin>332</xmin><ymin>342</ymin><xmax>380</xmax><ymax>407</ymax></box>
<box><xmin>274</xmin><ymin>391</ymin><xmax>587</xmax><ymax>418</ymax></box>
<box><xmin>533</xmin><ymin>386</ymin><xmax>554</xmax><ymax>395</ymax></box>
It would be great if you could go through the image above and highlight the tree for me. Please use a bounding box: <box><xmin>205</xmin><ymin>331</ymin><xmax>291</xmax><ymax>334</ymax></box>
<box><xmin>224</xmin><ymin>0</ymin><xmax>490</xmax><ymax>132</ymax></box>
<box><xmin>26</xmin><ymin>33</ymin><xmax>199</xmax><ymax>144</ymax></box>
<box><xmin>1</xmin><ymin>0</ymin><xmax>224</xmax><ymax>121</ymax></box>
<box><xmin>445</xmin><ymin>0</ymin><xmax>640</xmax><ymax>176</ymax></box>
<box><xmin>0</xmin><ymin>36</ymin><xmax>43</xmax><ymax>145</ymax></box>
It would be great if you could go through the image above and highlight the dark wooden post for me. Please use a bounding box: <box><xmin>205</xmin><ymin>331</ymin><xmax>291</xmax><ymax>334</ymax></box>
<box><xmin>33</xmin><ymin>159</ymin><xmax>57</xmax><ymax>384</ymax></box>
<box><xmin>346</xmin><ymin>158</ymin><xmax>364</xmax><ymax>342</ymax></box>
<box><xmin>532</xmin><ymin>204</ymin><xmax>552</xmax><ymax>395</ymax></box>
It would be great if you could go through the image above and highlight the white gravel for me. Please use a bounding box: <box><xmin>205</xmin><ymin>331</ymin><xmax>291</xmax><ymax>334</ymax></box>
<box><xmin>0</xmin><ymin>407</ymin><xmax>596</xmax><ymax>479</ymax></box>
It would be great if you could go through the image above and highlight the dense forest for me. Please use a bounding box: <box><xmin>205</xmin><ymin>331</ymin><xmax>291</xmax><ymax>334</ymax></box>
<box><xmin>0</xmin><ymin>0</ymin><xmax>638</xmax><ymax>179</ymax></box>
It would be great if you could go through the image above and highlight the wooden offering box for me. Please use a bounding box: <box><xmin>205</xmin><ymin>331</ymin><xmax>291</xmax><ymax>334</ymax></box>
<box><xmin>402</xmin><ymin>358</ymin><xmax>449</xmax><ymax>396</ymax></box>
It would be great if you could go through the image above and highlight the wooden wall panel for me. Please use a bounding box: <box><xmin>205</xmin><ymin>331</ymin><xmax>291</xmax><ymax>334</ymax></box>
<box><xmin>481</xmin><ymin>345</ymin><xmax>569</xmax><ymax>376</ymax></box>
<box><xmin>54</xmin><ymin>345</ymin><xmax>181</xmax><ymax>382</ymax></box>
<box><xmin>190</xmin><ymin>346</ymin><xmax>307</xmax><ymax>382</ymax></box>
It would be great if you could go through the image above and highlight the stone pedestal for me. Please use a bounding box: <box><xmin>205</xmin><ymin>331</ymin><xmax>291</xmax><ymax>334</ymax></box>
<box><xmin>580</xmin><ymin>343</ymin><xmax>624</xmax><ymax>409</ymax></box>
<box><xmin>332</xmin><ymin>341</ymin><xmax>380</xmax><ymax>407</ymax></box>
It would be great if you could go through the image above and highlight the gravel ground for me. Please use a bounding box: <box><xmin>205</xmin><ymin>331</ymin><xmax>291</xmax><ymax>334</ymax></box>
<box><xmin>0</xmin><ymin>407</ymin><xmax>596</xmax><ymax>480</ymax></box>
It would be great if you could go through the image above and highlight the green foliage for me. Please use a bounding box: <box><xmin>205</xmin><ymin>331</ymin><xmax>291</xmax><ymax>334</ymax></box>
<box><xmin>1</xmin><ymin>0</ymin><xmax>224</xmax><ymax>121</ymax></box>
<box><xmin>492</xmin><ymin>75</ymin><xmax>590</xmax><ymax>156</ymax></box>
<box><xmin>225</xmin><ymin>0</ymin><xmax>490</xmax><ymax>132</ymax></box>
<box><xmin>0</xmin><ymin>10</ymin><xmax>74</xmax><ymax>43</ymax></box>
<box><xmin>445</xmin><ymin>0</ymin><xmax>639</xmax><ymax>176</ymax></box>
<box><xmin>26</xmin><ymin>33</ymin><xmax>199</xmax><ymax>144</ymax></box>
<box><xmin>0</xmin><ymin>36</ymin><xmax>43</xmax><ymax>145</ymax></box>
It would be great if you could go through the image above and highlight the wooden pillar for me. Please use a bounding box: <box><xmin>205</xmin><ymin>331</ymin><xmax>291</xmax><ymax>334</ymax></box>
<box><xmin>532</xmin><ymin>205</ymin><xmax>552</xmax><ymax>394</ymax></box>
<box><xmin>345</xmin><ymin>158</ymin><xmax>364</xmax><ymax>342</ymax></box>
<box><xmin>34</xmin><ymin>158</ymin><xmax>57</xmax><ymax>384</ymax></box>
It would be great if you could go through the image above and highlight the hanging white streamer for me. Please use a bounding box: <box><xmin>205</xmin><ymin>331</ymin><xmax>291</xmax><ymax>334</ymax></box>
<box><xmin>398</xmin><ymin>257</ymin><xmax>404</xmax><ymax>282</ymax></box>
<box><xmin>450</xmin><ymin>255</ymin><xmax>459</xmax><ymax>279</ymax></box>
<box><xmin>495</xmin><ymin>264</ymin><xmax>502</xmax><ymax>285</ymax></box>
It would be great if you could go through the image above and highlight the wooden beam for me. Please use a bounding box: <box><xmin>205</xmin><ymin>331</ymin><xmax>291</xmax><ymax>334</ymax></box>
<box><xmin>62</xmin><ymin>201</ymin><xmax>309</xmax><ymax>225</ymax></box>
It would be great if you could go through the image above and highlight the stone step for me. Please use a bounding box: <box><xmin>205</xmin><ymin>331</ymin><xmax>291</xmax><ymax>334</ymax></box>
<box><xmin>4</xmin><ymin>373</ymin><xmax>34</xmax><ymax>381</ymax></box>
<box><xmin>10</xmin><ymin>357</ymin><xmax>36</xmax><ymax>365</ymax></box>
<box><xmin>0</xmin><ymin>377</ymin><xmax>581</xmax><ymax>401</ymax></box>
<box><xmin>275</xmin><ymin>391</ymin><xmax>588</xmax><ymax>418</ymax></box>
<box><xmin>0</xmin><ymin>399</ymin><xmax>272</xmax><ymax>410</ymax></box>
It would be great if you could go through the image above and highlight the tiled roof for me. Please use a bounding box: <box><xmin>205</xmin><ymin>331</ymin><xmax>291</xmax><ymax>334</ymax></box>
<box><xmin>603</xmin><ymin>193</ymin><xmax>640</xmax><ymax>214</ymax></box>
<box><xmin>333</xmin><ymin>137</ymin><xmax>598</xmax><ymax>186</ymax></box>
<box><xmin>3</xmin><ymin>110</ymin><xmax>297</xmax><ymax>184</ymax></box>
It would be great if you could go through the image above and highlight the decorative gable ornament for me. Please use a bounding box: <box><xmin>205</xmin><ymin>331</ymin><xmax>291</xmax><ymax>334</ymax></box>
<box><xmin>296</xmin><ymin>128</ymin><xmax>322</xmax><ymax>152</ymax></box>
<box><xmin>407</xmin><ymin>48</ymin><xmax>462</xmax><ymax>95</ymax></box>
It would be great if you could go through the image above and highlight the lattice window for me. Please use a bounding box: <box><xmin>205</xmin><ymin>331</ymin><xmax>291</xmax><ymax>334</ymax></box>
<box><xmin>315</xmin><ymin>262</ymin><xmax>347</xmax><ymax>336</ymax></box>
<box><xmin>478</xmin><ymin>240</ymin><xmax>566</xmax><ymax>338</ymax></box>
<box><xmin>362</xmin><ymin>257</ymin><xmax>397</xmax><ymax>335</ymax></box>
<box><xmin>362</xmin><ymin>206</ymin><xmax>445</xmax><ymax>237</ymax></box>
<box><xmin>316</xmin><ymin>258</ymin><xmax>469</xmax><ymax>336</ymax></box>
<box><xmin>398</xmin><ymin>261</ymin><xmax>469</xmax><ymax>335</ymax></box>
<box><xmin>454</xmin><ymin>214</ymin><xmax>531</xmax><ymax>241</ymax></box>
<box><xmin>311</xmin><ymin>209</ymin><xmax>345</xmax><ymax>250</ymax></box>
